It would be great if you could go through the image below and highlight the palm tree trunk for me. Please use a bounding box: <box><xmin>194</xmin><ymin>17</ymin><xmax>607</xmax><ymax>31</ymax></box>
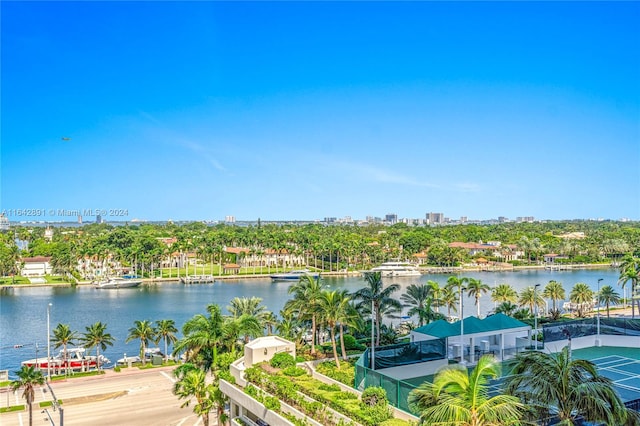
<box><xmin>339</xmin><ymin>324</ymin><xmax>347</xmax><ymax>360</ymax></box>
<box><xmin>310</xmin><ymin>315</ymin><xmax>316</xmax><ymax>355</ymax></box>
<box><xmin>330</xmin><ymin>326</ymin><xmax>340</xmax><ymax>368</ymax></box>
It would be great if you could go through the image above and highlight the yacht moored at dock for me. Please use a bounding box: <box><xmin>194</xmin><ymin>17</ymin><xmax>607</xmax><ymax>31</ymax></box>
<box><xmin>270</xmin><ymin>269</ymin><xmax>319</xmax><ymax>282</ymax></box>
<box><xmin>94</xmin><ymin>276</ymin><xmax>143</xmax><ymax>289</ymax></box>
<box><xmin>369</xmin><ymin>261</ymin><xmax>421</xmax><ymax>277</ymax></box>
<box><xmin>180</xmin><ymin>275</ymin><xmax>215</xmax><ymax>284</ymax></box>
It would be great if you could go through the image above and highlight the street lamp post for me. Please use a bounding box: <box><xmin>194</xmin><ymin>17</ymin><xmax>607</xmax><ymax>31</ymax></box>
<box><xmin>47</xmin><ymin>303</ymin><xmax>52</xmax><ymax>379</ymax></box>
<box><xmin>459</xmin><ymin>284</ymin><xmax>465</xmax><ymax>365</ymax></box>
<box><xmin>534</xmin><ymin>284</ymin><xmax>540</xmax><ymax>350</ymax></box>
<box><xmin>596</xmin><ymin>278</ymin><xmax>603</xmax><ymax>347</ymax></box>
<box><xmin>370</xmin><ymin>299</ymin><xmax>375</xmax><ymax>370</ymax></box>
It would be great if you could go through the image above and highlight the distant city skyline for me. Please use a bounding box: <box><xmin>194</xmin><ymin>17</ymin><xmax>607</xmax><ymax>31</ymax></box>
<box><xmin>2</xmin><ymin>2</ymin><xmax>639</xmax><ymax>221</ymax></box>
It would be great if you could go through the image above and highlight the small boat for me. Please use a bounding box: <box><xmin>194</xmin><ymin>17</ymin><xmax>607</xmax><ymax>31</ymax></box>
<box><xmin>180</xmin><ymin>275</ymin><xmax>215</xmax><ymax>284</ymax></box>
<box><xmin>369</xmin><ymin>261</ymin><xmax>421</xmax><ymax>277</ymax></box>
<box><xmin>94</xmin><ymin>276</ymin><xmax>143</xmax><ymax>289</ymax></box>
<box><xmin>22</xmin><ymin>347</ymin><xmax>109</xmax><ymax>372</ymax></box>
<box><xmin>270</xmin><ymin>269</ymin><xmax>319</xmax><ymax>282</ymax></box>
<box><xmin>116</xmin><ymin>347</ymin><xmax>165</xmax><ymax>365</ymax></box>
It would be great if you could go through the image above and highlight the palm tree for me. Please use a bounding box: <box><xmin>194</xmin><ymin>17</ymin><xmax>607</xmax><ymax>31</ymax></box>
<box><xmin>352</xmin><ymin>271</ymin><xmax>402</xmax><ymax>346</ymax></box>
<box><xmin>517</xmin><ymin>286</ymin><xmax>545</xmax><ymax>317</ymax></box>
<box><xmin>505</xmin><ymin>346</ymin><xmax>633</xmax><ymax>425</ymax></box>
<box><xmin>495</xmin><ymin>301</ymin><xmax>518</xmax><ymax>317</ymax></box>
<box><xmin>466</xmin><ymin>278</ymin><xmax>491</xmax><ymax>318</ymax></box>
<box><xmin>543</xmin><ymin>280</ymin><xmax>566</xmax><ymax>314</ymax></box>
<box><xmin>598</xmin><ymin>285</ymin><xmax>621</xmax><ymax>318</ymax></box>
<box><xmin>126</xmin><ymin>320</ymin><xmax>158</xmax><ymax>366</ymax></box>
<box><xmin>285</xmin><ymin>274</ymin><xmax>323</xmax><ymax>354</ymax></box>
<box><xmin>440</xmin><ymin>285</ymin><xmax>459</xmax><ymax>320</ymax></box>
<box><xmin>446</xmin><ymin>275</ymin><xmax>467</xmax><ymax>321</ymax></box>
<box><xmin>317</xmin><ymin>289</ymin><xmax>352</xmax><ymax>368</ymax></box>
<box><xmin>400</xmin><ymin>283</ymin><xmax>436</xmax><ymax>327</ymax></box>
<box><xmin>11</xmin><ymin>365</ymin><xmax>45</xmax><ymax>426</ymax></box>
<box><xmin>51</xmin><ymin>323</ymin><xmax>79</xmax><ymax>376</ymax></box>
<box><xmin>263</xmin><ymin>311</ymin><xmax>278</xmax><ymax>335</ymax></box>
<box><xmin>222</xmin><ymin>314</ymin><xmax>262</xmax><ymax>347</ymax></box>
<box><xmin>173</xmin><ymin>365</ymin><xmax>215</xmax><ymax>426</ymax></box>
<box><xmin>427</xmin><ymin>280</ymin><xmax>444</xmax><ymax>315</ymax></box>
<box><xmin>156</xmin><ymin>319</ymin><xmax>178</xmax><ymax>362</ymax></box>
<box><xmin>491</xmin><ymin>283</ymin><xmax>518</xmax><ymax>304</ymax></box>
<box><xmin>408</xmin><ymin>355</ymin><xmax>524</xmax><ymax>425</ymax></box>
<box><xmin>618</xmin><ymin>254</ymin><xmax>640</xmax><ymax>318</ymax></box>
<box><xmin>569</xmin><ymin>282</ymin><xmax>594</xmax><ymax>318</ymax></box>
<box><xmin>80</xmin><ymin>321</ymin><xmax>114</xmax><ymax>370</ymax></box>
<box><xmin>173</xmin><ymin>304</ymin><xmax>224</xmax><ymax>372</ymax></box>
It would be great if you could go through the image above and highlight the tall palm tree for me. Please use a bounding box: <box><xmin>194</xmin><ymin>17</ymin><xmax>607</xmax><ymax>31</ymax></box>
<box><xmin>543</xmin><ymin>280</ymin><xmax>566</xmax><ymax>313</ymax></box>
<box><xmin>11</xmin><ymin>366</ymin><xmax>45</xmax><ymax>426</ymax></box>
<box><xmin>317</xmin><ymin>290</ymin><xmax>348</xmax><ymax>367</ymax></box>
<box><xmin>408</xmin><ymin>355</ymin><xmax>524</xmax><ymax>425</ymax></box>
<box><xmin>446</xmin><ymin>275</ymin><xmax>467</xmax><ymax>321</ymax></box>
<box><xmin>285</xmin><ymin>274</ymin><xmax>323</xmax><ymax>354</ymax></box>
<box><xmin>51</xmin><ymin>323</ymin><xmax>78</xmax><ymax>375</ymax></box>
<box><xmin>598</xmin><ymin>285</ymin><xmax>621</xmax><ymax>318</ymax></box>
<box><xmin>427</xmin><ymin>280</ymin><xmax>444</xmax><ymax>315</ymax></box>
<box><xmin>491</xmin><ymin>283</ymin><xmax>518</xmax><ymax>304</ymax></box>
<box><xmin>569</xmin><ymin>282</ymin><xmax>594</xmax><ymax>318</ymax></box>
<box><xmin>618</xmin><ymin>254</ymin><xmax>640</xmax><ymax>318</ymax></box>
<box><xmin>505</xmin><ymin>347</ymin><xmax>633</xmax><ymax>425</ymax></box>
<box><xmin>173</xmin><ymin>365</ymin><xmax>215</xmax><ymax>426</ymax></box>
<box><xmin>173</xmin><ymin>304</ymin><xmax>224</xmax><ymax>372</ymax></box>
<box><xmin>352</xmin><ymin>271</ymin><xmax>402</xmax><ymax>346</ymax></box>
<box><xmin>126</xmin><ymin>320</ymin><xmax>158</xmax><ymax>366</ymax></box>
<box><xmin>440</xmin><ymin>285</ymin><xmax>459</xmax><ymax>320</ymax></box>
<box><xmin>155</xmin><ymin>319</ymin><xmax>178</xmax><ymax>362</ymax></box>
<box><xmin>80</xmin><ymin>321</ymin><xmax>114</xmax><ymax>370</ymax></box>
<box><xmin>466</xmin><ymin>278</ymin><xmax>491</xmax><ymax>318</ymax></box>
<box><xmin>400</xmin><ymin>283</ymin><xmax>435</xmax><ymax>327</ymax></box>
<box><xmin>517</xmin><ymin>286</ymin><xmax>545</xmax><ymax>317</ymax></box>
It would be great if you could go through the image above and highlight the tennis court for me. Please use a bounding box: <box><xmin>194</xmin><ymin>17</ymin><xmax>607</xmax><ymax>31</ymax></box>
<box><xmin>410</xmin><ymin>347</ymin><xmax>640</xmax><ymax>407</ymax></box>
<box><xmin>590</xmin><ymin>354</ymin><xmax>640</xmax><ymax>404</ymax></box>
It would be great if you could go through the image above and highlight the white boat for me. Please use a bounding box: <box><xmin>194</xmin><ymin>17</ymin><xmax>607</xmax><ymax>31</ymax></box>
<box><xmin>270</xmin><ymin>269</ymin><xmax>319</xmax><ymax>282</ymax></box>
<box><xmin>116</xmin><ymin>347</ymin><xmax>165</xmax><ymax>365</ymax></box>
<box><xmin>22</xmin><ymin>347</ymin><xmax>109</xmax><ymax>372</ymax></box>
<box><xmin>180</xmin><ymin>275</ymin><xmax>215</xmax><ymax>284</ymax></box>
<box><xmin>369</xmin><ymin>261</ymin><xmax>421</xmax><ymax>277</ymax></box>
<box><xmin>94</xmin><ymin>276</ymin><xmax>142</xmax><ymax>289</ymax></box>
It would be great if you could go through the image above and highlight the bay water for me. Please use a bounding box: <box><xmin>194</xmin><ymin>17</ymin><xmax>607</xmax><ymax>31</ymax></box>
<box><xmin>0</xmin><ymin>268</ymin><xmax>622</xmax><ymax>375</ymax></box>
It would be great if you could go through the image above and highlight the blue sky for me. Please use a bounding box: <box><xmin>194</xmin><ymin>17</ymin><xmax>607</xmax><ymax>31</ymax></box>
<box><xmin>2</xmin><ymin>1</ymin><xmax>639</xmax><ymax>222</ymax></box>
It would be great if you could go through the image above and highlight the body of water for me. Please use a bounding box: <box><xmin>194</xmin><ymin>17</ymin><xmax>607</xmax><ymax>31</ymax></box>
<box><xmin>0</xmin><ymin>267</ymin><xmax>623</xmax><ymax>375</ymax></box>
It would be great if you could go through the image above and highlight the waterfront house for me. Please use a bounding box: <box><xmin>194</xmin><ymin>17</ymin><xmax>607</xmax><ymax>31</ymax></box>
<box><xmin>20</xmin><ymin>256</ymin><xmax>52</xmax><ymax>276</ymax></box>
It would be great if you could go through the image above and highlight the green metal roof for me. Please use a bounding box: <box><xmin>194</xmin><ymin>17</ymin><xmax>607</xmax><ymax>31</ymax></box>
<box><xmin>413</xmin><ymin>313</ymin><xmax>529</xmax><ymax>339</ymax></box>
<box><xmin>413</xmin><ymin>320</ymin><xmax>455</xmax><ymax>338</ymax></box>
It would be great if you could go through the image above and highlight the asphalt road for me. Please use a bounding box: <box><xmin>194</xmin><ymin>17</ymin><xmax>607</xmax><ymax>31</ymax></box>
<box><xmin>0</xmin><ymin>366</ymin><xmax>211</xmax><ymax>426</ymax></box>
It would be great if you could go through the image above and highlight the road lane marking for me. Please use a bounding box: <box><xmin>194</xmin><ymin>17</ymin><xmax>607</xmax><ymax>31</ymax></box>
<box><xmin>161</xmin><ymin>371</ymin><xmax>176</xmax><ymax>383</ymax></box>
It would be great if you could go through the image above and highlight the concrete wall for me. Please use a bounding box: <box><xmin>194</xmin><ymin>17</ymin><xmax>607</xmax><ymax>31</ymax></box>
<box><xmin>544</xmin><ymin>334</ymin><xmax>640</xmax><ymax>353</ymax></box>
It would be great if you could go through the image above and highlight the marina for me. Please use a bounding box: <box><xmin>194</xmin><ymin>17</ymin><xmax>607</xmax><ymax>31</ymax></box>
<box><xmin>0</xmin><ymin>268</ymin><xmax>623</xmax><ymax>376</ymax></box>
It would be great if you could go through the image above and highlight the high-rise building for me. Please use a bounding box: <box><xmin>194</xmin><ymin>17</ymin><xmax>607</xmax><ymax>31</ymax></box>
<box><xmin>426</xmin><ymin>212</ymin><xmax>444</xmax><ymax>225</ymax></box>
<box><xmin>385</xmin><ymin>213</ymin><xmax>398</xmax><ymax>224</ymax></box>
<box><xmin>96</xmin><ymin>214</ymin><xmax>103</xmax><ymax>224</ymax></box>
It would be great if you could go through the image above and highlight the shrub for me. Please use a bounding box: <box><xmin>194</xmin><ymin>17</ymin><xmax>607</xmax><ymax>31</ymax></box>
<box><xmin>361</xmin><ymin>386</ymin><xmax>388</xmax><ymax>407</ymax></box>
<box><xmin>263</xmin><ymin>395</ymin><xmax>281</xmax><ymax>411</ymax></box>
<box><xmin>283</xmin><ymin>366</ymin><xmax>307</xmax><ymax>377</ymax></box>
<box><xmin>318</xmin><ymin>383</ymin><xmax>342</xmax><ymax>392</ymax></box>
<box><xmin>270</xmin><ymin>352</ymin><xmax>296</xmax><ymax>369</ymax></box>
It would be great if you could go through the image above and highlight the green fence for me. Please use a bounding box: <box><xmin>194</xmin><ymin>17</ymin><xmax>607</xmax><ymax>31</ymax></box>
<box><xmin>543</xmin><ymin>317</ymin><xmax>640</xmax><ymax>342</ymax></box>
<box><xmin>355</xmin><ymin>339</ymin><xmax>446</xmax><ymax>413</ymax></box>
